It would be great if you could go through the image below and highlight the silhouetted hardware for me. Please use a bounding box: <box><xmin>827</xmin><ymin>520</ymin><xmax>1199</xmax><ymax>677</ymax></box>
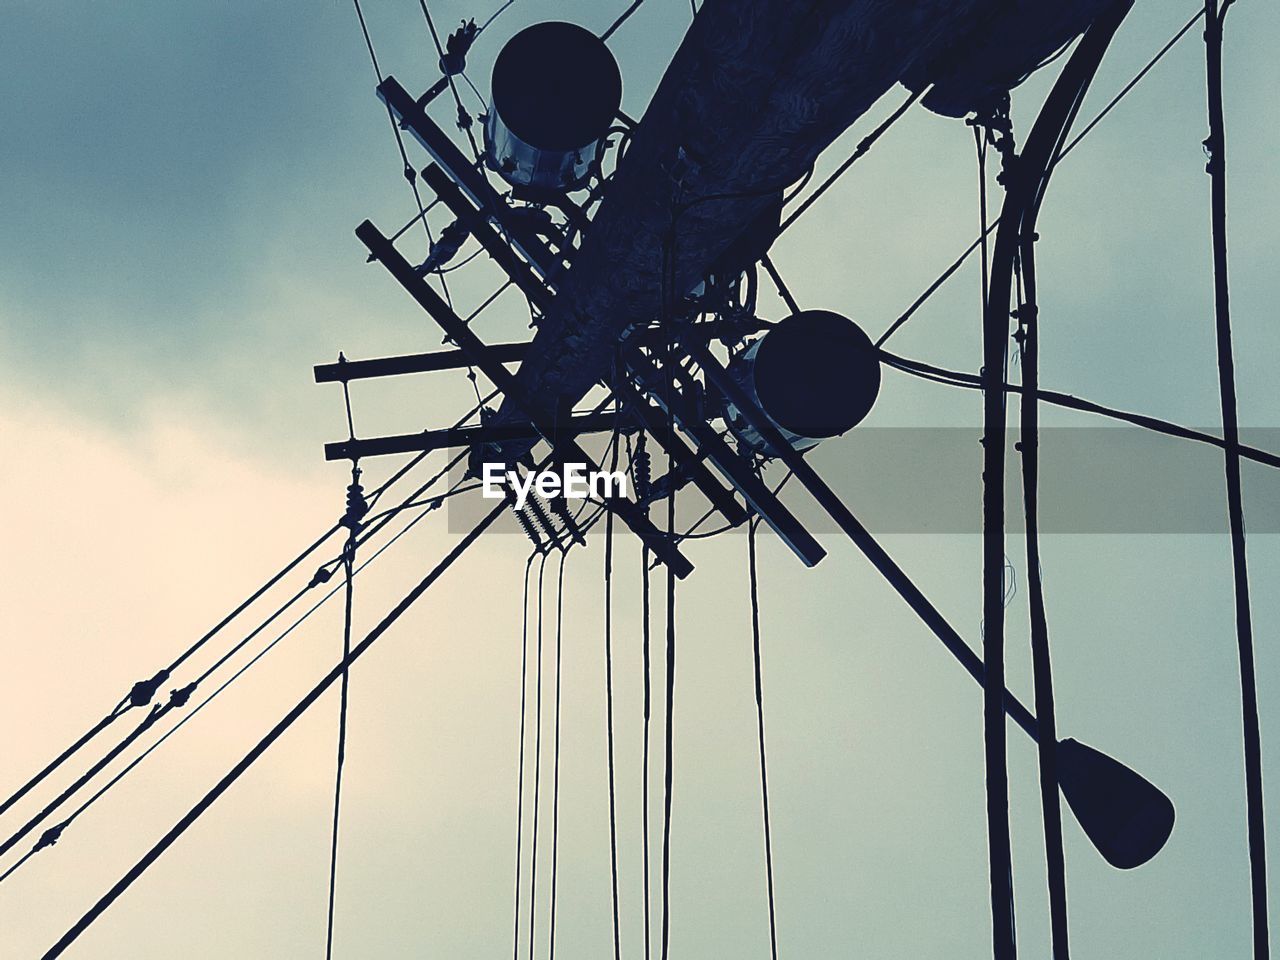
<box><xmin>485</xmin><ymin>21</ymin><xmax>622</xmax><ymax>190</ymax></box>
<box><xmin>724</xmin><ymin>310</ymin><xmax>881</xmax><ymax>455</ymax></box>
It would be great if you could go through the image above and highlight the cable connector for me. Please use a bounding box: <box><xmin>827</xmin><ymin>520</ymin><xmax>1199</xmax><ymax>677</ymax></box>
<box><xmin>440</xmin><ymin>19</ymin><xmax>477</xmax><ymax>76</ymax></box>
<box><xmin>632</xmin><ymin>433</ymin><xmax>652</xmax><ymax>503</ymax></box>
<box><xmin>128</xmin><ymin>669</ymin><xmax>170</xmax><ymax>708</ymax></box>
<box><xmin>168</xmin><ymin>682</ymin><xmax>198</xmax><ymax>711</ymax></box>
<box><xmin>415</xmin><ymin>219</ymin><xmax>469</xmax><ymax>275</ymax></box>
<box><xmin>310</xmin><ymin>565</ymin><xmax>336</xmax><ymax>589</ymax></box>
<box><xmin>34</xmin><ymin>823</ymin><xmax>64</xmax><ymax>852</ymax></box>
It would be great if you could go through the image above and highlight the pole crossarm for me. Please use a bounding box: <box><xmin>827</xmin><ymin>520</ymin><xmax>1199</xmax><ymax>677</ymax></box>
<box><xmin>314</xmin><ymin>343</ymin><xmax>529</xmax><ymax>383</ymax></box>
<box><xmin>324</xmin><ymin>411</ymin><xmax>624</xmax><ymax>462</ymax></box>
<box><xmin>356</xmin><ymin>218</ymin><xmax>694</xmax><ymax>579</ymax></box>
<box><xmin>377</xmin><ymin>76</ymin><xmax>562</xmax><ymax>285</ymax></box>
<box><xmin>624</xmin><ymin>348</ymin><xmax>826</xmax><ymax>568</ymax></box>
<box><xmin>677</xmin><ymin>337</ymin><xmax>1042</xmax><ymax>736</ymax></box>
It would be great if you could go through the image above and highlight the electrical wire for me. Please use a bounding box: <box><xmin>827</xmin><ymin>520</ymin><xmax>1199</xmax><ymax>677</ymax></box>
<box><xmin>879</xmin><ymin>351</ymin><xmax>1280</xmax><ymax>470</ymax></box>
<box><xmin>511</xmin><ymin>551</ymin><xmax>540</xmax><ymax>960</ymax></box>
<box><xmin>602</xmin><ymin>432</ymin><xmax>624</xmax><ymax>960</ymax></box>
<box><xmin>778</xmin><ymin>87</ymin><xmax>924</xmax><ymax>235</ymax></box>
<box><xmin>877</xmin><ymin>6</ymin><xmax>1206</xmax><ymax>349</ymax></box>
<box><xmin>547</xmin><ymin>549</ymin><xmax>567</xmax><ymax>959</ymax></box>
<box><xmin>324</xmin><ymin>468</ymin><xmax>363</xmax><ymax>960</ymax></box>
<box><xmin>0</xmin><ymin>478</ymin><xmax>472</xmax><ymax>885</ymax></box>
<box><xmin>41</xmin><ymin>483</ymin><xmax>523</xmax><ymax>957</ymax></box>
<box><xmin>747</xmin><ymin>521</ymin><xmax>779</xmax><ymax>960</ymax></box>
<box><xmin>525</xmin><ymin>553</ymin><xmax>549</xmax><ymax>960</ymax></box>
<box><xmin>477</xmin><ymin>0</ymin><xmax>518</xmax><ymax>36</ymax></box>
<box><xmin>1203</xmin><ymin>4</ymin><xmax>1269</xmax><ymax>954</ymax></box>
<box><xmin>601</xmin><ymin>0</ymin><xmax>648</xmax><ymax>43</ymax></box>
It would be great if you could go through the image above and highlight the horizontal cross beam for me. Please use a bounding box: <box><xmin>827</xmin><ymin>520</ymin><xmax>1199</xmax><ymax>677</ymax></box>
<box><xmin>356</xmin><ymin>218</ymin><xmax>694</xmax><ymax>579</ymax></box>
<box><xmin>625</xmin><ymin>347</ymin><xmax>825</xmax><ymax>568</ymax></box>
<box><xmin>314</xmin><ymin>343</ymin><xmax>529</xmax><ymax>383</ymax></box>
<box><xmin>324</xmin><ymin>410</ymin><xmax>621</xmax><ymax>462</ymax></box>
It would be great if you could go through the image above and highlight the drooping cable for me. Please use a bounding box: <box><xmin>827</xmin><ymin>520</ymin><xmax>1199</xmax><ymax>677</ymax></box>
<box><xmin>879</xmin><ymin>351</ymin><xmax>1280</xmax><ymax>470</ymax></box>
<box><xmin>325</xmin><ymin>460</ymin><xmax>368</xmax><ymax>959</ymax></box>
<box><xmin>659</xmin><ymin>477</ymin><xmax>677</xmax><ymax>960</ymax></box>
<box><xmin>631</xmin><ymin>431</ymin><xmax>655</xmax><ymax>960</ymax></box>
<box><xmin>602</xmin><ymin>430</ymin><xmax>624</xmax><ymax>960</ymax></box>
<box><xmin>747</xmin><ymin>521</ymin><xmax>779</xmax><ymax>960</ymax></box>
<box><xmin>511</xmin><ymin>552</ymin><xmax>540</xmax><ymax>960</ymax></box>
<box><xmin>526</xmin><ymin>553</ymin><xmax>550</xmax><ymax>960</ymax></box>
<box><xmin>548</xmin><ymin>549</ymin><xmax>568</xmax><ymax>959</ymax></box>
<box><xmin>1204</xmin><ymin>3</ymin><xmax>1269</xmax><ymax>956</ymax></box>
<box><xmin>42</xmin><ymin>491</ymin><xmax>518</xmax><ymax>958</ymax></box>
<box><xmin>0</xmin><ymin>395</ymin><xmax>485</xmax><ymax>861</ymax></box>
<box><xmin>876</xmin><ymin>5</ymin><xmax>1205</xmax><ymax>349</ymax></box>
<box><xmin>0</xmin><ymin>480</ymin><xmax>467</xmax><ymax>886</ymax></box>
<box><xmin>641</xmin><ymin>532</ymin><xmax>653</xmax><ymax>960</ymax></box>
<box><xmin>1017</xmin><ymin>233</ymin><xmax>1070</xmax><ymax>959</ymax></box>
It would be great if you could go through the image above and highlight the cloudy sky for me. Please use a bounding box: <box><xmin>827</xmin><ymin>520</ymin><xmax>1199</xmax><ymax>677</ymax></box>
<box><xmin>1</xmin><ymin>0</ymin><xmax>1278</xmax><ymax>957</ymax></box>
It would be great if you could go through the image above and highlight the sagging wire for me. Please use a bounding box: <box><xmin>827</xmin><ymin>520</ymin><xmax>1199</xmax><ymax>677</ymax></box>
<box><xmin>40</xmin><ymin>476</ymin><xmax>526</xmax><ymax>957</ymax></box>
<box><xmin>0</xmin><ymin>390</ymin><xmax>489</xmax><ymax>876</ymax></box>
<box><xmin>877</xmin><ymin>5</ymin><xmax>1206</xmax><ymax>349</ymax></box>
<box><xmin>602</xmin><ymin>410</ymin><xmax>625</xmax><ymax>960</ymax></box>
<box><xmin>747</xmin><ymin>520</ymin><xmax>779</xmax><ymax>960</ymax></box>
<box><xmin>510</xmin><ymin>551</ymin><xmax>542</xmax><ymax>960</ymax></box>
<box><xmin>0</xmin><ymin>475</ymin><xmax>474</xmax><ymax>887</ymax></box>
<box><xmin>325</xmin><ymin>383</ymin><xmax>370</xmax><ymax>958</ymax></box>
<box><xmin>547</xmin><ymin>547</ymin><xmax>568</xmax><ymax>959</ymax></box>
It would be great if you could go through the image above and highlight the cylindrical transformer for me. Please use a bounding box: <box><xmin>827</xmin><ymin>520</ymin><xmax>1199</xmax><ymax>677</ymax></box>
<box><xmin>725</xmin><ymin>310</ymin><xmax>881</xmax><ymax>455</ymax></box>
<box><xmin>485</xmin><ymin>22</ymin><xmax>622</xmax><ymax>191</ymax></box>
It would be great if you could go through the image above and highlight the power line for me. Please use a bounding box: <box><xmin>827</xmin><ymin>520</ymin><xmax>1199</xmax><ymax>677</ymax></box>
<box><xmin>601</xmin><ymin>0</ymin><xmax>648</xmax><ymax>43</ymax></box>
<box><xmin>602</xmin><ymin>434</ymin><xmax>624</xmax><ymax>960</ymax></box>
<box><xmin>0</xmin><ymin>474</ymin><xmax>471</xmax><ymax>885</ymax></box>
<box><xmin>41</xmin><ymin>493</ymin><xmax>517</xmax><ymax>958</ymax></box>
<box><xmin>876</xmin><ymin>5</ymin><xmax>1206</xmax><ymax>349</ymax></box>
<box><xmin>511</xmin><ymin>552</ymin><xmax>539</xmax><ymax>960</ymax></box>
<box><xmin>324</xmin><ymin>464</ymin><xmax>367</xmax><ymax>960</ymax></box>
<box><xmin>525</xmin><ymin>552</ymin><xmax>549</xmax><ymax>960</ymax></box>
<box><xmin>747</xmin><ymin>522</ymin><xmax>779</xmax><ymax>960</ymax></box>
<box><xmin>547</xmin><ymin>549</ymin><xmax>567</xmax><ymax>959</ymax></box>
<box><xmin>777</xmin><ymin>87</ymin><xmax>924</xmax><ymax>235</ymax></box>
<box><xmin>879</xmin><ymin>351</ymin><xmax>1280</xmax><ymax>470</ymax></box>
<box><xmin>659</xmin><ymin>483</ymin><xmax>677</xmax><ymax>960</ymax></box>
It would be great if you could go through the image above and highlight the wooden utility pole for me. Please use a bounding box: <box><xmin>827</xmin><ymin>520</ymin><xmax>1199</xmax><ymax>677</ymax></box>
<box><xmin>501</xmin><ymin>0</ymin><xmax>992</xmax><ymax>428</ymax></box>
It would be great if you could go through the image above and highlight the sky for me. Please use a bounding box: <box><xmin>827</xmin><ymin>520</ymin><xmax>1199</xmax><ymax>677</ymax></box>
<box><xmin>1</xmin><ymin>0</ymin><xmax>1278</xmax><ymax>957</ymax></box>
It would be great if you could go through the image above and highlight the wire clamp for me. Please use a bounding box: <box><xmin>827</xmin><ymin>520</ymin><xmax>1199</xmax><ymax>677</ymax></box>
<box><xmin>128</xmin><ymin>669</ymin><xmax>171</xmax><ymax>708</ymax></box>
